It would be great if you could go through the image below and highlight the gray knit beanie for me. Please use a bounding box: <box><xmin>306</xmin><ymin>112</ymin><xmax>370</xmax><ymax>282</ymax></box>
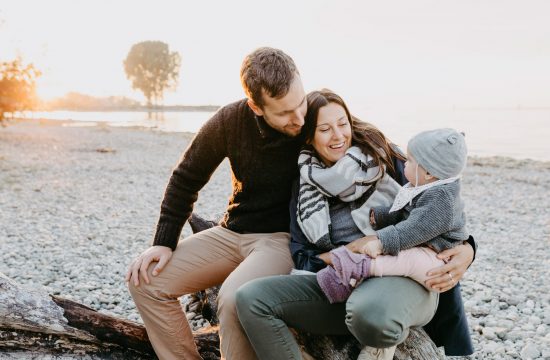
<box><xmin>408</xmin><ymin>128</ymin><xmax>467</xmax><ymax>179</ymax></box>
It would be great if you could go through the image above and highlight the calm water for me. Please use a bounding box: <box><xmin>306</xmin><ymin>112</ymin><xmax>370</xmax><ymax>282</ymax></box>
<box><xmin>32</xmin><ymin>110</ymin><xmax>213</xmax><ymax>134</ymax></box>
<box><xmin>31</xmin><ymin>108</ymin><xmax>550</xmax><ymax>161</ymax></box>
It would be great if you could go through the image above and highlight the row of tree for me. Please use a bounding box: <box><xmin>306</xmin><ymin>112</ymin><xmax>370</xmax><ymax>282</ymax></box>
<box><xmin>44</xmin><ymin>92</ymin><xmax>142</xmax><ymax>111</ymax></box>
<box><xmin>0</xmin><ymin>40</ymin><xmax>180</xmax><ymax>123</ymax></box>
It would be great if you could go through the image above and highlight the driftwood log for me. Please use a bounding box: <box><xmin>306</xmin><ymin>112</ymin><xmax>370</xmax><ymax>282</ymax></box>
<box><xmin>0</xmin><ymin>213</ymin><xmax>445</xmax><ymax>359</ymax></box>
<box><xmin>0</xmin><ymin>271</ymin><xmax>221</xmax><ymax>359</ymax></box>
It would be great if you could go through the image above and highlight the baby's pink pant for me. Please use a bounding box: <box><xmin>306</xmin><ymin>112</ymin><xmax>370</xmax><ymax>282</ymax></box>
<box><xmin>369</xmin><ymin>247</ymin><xmax>445</xmax><ymax>290</ymax></box>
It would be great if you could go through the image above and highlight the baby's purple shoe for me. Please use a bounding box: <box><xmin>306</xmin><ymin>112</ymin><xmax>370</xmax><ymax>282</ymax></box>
<box><xmin>317</xmin><ymin>246</ymin><xmax>372</xmax><ymax>303</ymax></box>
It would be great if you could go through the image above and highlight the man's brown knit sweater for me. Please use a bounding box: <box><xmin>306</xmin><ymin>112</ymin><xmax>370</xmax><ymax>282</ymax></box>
<box><xmin>153</xmin><ymin>99</ymin><xmax>302</xmax><ymax>250</ymax></box>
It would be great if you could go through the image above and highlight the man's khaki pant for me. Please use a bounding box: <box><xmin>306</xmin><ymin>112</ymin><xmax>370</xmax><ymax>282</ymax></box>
<box><xmin>128</xmin><ymin>226</ymin><xmax>294</xmax><ymax>360</ymax></box>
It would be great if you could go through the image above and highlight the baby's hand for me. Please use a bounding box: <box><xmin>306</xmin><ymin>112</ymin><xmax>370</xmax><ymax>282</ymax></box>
<box><xmin>361</xmin><ymin>239</ymin><xmax>383</xmax><ymax>258</ymax></box>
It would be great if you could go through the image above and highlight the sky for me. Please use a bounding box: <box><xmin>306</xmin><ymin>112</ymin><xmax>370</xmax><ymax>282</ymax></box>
<box><xmin>1</xmin><ymin>0</ymin><xmax>549</xmax><ymax>110</ymax></box>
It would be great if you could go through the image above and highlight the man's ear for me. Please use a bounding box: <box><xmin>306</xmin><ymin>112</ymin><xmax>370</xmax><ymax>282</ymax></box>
<box><xmin>425</xmin><ymin>173</ymin><xmax>436</xmax><ymax>181</ymax></box>
<box><xmin>247</xmin><ymin>99</ymin><xmax>264</xmax><ymax>117</ymax></box>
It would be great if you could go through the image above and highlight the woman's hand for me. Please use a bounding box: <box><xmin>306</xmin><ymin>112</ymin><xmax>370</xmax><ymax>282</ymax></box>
<box><xmin>425</xmin><ymin>242</ymin><xmax>474</xmax><ymax>292</ymax></box>
<box><xmin>346</xmin><ymin>235</ymin><xmax>379</xmax><ymax>254</ymax></box>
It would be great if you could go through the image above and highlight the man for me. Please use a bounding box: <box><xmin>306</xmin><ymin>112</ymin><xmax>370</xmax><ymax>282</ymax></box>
<box><xmin>126</xmin><ymin>47</ymin><xmax>474</xmax><ymax>360</ymax></box>
<box><xmin>127</xmin><ymin>47</ymin><xmax>307</xmax><ymax>360</ymax></box>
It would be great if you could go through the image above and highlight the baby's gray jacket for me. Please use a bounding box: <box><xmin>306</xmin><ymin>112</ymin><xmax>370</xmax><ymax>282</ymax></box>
<box><xmin>372</xmin><ymin>180</ymin><xmax>468</xmax><ymax>255</ymax></box>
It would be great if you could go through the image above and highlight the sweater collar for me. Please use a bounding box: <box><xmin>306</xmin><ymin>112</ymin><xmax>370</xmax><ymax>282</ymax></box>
<box><xmin>254</xmin><ymin>114</ymin><xmax>303</xmax><ymax>151</ymax></box>
<box><xmin>389</xmin><ymin>177</ymin><xmax>460</xmax><ymax>213</ymax></box>
<box><xmin>255</xmin><ymin>115</ymin><xmax>281</xmax><ymax>139</ymax></box>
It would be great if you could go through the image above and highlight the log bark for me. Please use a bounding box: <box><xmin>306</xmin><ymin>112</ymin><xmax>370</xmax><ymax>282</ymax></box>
<box><xmin>0</xmin><ymin>213</ymin><xmax>445</xmax><ymax>359</ymax></box>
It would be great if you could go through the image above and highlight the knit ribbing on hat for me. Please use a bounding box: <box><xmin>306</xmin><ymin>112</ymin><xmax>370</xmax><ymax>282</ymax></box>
<box><xmin>408</xmin><ymin>128</ymin><xmax>467</xmax><ymax>180</ymax></box>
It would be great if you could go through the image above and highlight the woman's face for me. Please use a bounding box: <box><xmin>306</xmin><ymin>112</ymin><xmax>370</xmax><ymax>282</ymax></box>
<box><xmin>309</xmin><ymin>102</ymin><xmax>352</xmax><ymax>166</ymax></box>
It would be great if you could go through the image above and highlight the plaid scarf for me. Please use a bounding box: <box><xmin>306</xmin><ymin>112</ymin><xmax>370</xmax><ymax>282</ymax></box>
<box><xmin>297</xmin><ymin>146</ymin><xmax>401</xmax><ymax>250</ymax></box>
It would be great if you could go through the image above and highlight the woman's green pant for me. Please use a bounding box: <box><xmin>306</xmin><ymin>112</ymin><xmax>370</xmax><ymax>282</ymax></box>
<box><xmin>236</xmin><ymin>274</ymin><xmax>438</xmax><ymax>360</ymax></box>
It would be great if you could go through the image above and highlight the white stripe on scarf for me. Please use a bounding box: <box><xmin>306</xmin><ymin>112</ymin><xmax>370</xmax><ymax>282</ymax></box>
<box><xmin>297</xmin><ymin>146</ymin><xmax>401</xmax><ymax>247</ymax></box>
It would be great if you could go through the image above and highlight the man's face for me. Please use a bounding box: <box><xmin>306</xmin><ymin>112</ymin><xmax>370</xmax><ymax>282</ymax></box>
<box><xmin>249</xmin><ymin>75</ymin><xmax>307</xmax><ymax>137</ymax></box>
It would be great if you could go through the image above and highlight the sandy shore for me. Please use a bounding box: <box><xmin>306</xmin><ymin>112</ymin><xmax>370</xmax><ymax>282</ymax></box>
<box><xmin>1</xmin><ymin>119</ymin><xmax>549</xmax><ymax>359</ymax></box>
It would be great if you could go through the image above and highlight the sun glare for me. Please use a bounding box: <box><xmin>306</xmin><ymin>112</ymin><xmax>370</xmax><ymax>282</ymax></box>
<box><xmin>1</xmin><ymin>0</ymin><xmax>549</xmax><ymax>108</ymax></box>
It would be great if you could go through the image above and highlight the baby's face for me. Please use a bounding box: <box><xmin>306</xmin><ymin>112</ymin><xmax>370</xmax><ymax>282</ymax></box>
<box><xmin>404</xmin><ymin>152</ymin><xmax>436</xmax><ymax>186</ymax></box>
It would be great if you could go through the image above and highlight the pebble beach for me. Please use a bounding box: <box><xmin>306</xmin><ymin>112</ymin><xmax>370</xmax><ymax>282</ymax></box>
<box><xmin>0</xmin><ymin>119</ymin><xmax>549</xmax><ymax>359</ymax></box>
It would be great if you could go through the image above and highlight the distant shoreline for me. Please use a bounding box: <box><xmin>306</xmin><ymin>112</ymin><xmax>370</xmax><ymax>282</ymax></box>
<box><xmin>35</xmin><ymin>105</ymin><xmax>221</xmax><ymax>113</ymax></box>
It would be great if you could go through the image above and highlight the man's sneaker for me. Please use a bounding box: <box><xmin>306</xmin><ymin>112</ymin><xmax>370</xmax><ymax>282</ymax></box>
<box><xmin>357</xmin><ymin>345</ymin><xmax>397</xmax><ymax>360</ymax></box>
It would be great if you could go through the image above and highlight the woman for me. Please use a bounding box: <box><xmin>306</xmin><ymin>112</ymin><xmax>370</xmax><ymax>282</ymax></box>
<box><xmin>235</xmin><ymin>89</ymin><xmax>475</xmax><ymax>360</ymax></box>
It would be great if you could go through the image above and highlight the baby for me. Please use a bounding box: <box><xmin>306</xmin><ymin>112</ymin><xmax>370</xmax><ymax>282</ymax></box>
<box><xmin>317</xmin><ymin>128</ymin><xmax>469</xmax><ymax>303</ymax></box>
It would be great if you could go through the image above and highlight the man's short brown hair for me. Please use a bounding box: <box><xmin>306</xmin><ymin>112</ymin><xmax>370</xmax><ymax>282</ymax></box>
<box><xmin>240</xmin><ymin>47</ymin><xmax>299</xmax><ymax>109</ymax></box>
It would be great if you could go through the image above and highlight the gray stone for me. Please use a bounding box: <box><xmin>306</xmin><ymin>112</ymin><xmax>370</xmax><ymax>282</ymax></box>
<box><xmin>528</xmin><ymin>315</ymin><xmax>542</xmax><ymax>326</ymax></box>
<box><xmin>500</xmin><ymin>319</ymin><xmax>515</xmax><ymax>329</ymax></box>
<box><xmin>524</xmin><ymin>300</ymin><xmax>535</xmax><ymax>309</ymax></box>
<box><xmin>484</xmin><ymin>341</ymin><xmax>504</xmax><ymax>353</ymax></box>
<box><xmin>520</xmin><ymin>343</ymin><xmax>540</xmax><ymax>359</ymax></box>
<box><xmin>186</xmin><ymin>311</ymin><xmax>196</xmax><ymax>320</ymax></box>
<box><xmin>499</xmin><ymin>301</ymin><xmax>509</xmax><ymax>310</ymax></box>
<box><xmin>494</xmin><ymin>327</ymin><xmax>508</xmax><ymax>339</ymax></box>
<box><xmin>464</xmin><ymin>299</ymin><xmax>477</xmax><ymax>310</ymax></box>
<box><xmin>505</xmin><ymin>309</ymin><xmax>520</xmax><ymax>321</ymax></box>
<box><xmin>522</xmin><ymin>308</ymin><xmax>533</xmax><ymax>315</ymax></box>
<box><xmin>506</xmin><ymin>330</ymin><xmax>523</xmax><ymax>341</ymax></box>
<box><xmin>506</xmin><ymin>295</ymin><xmax>521</xmax><ymax>306</ymax></box>
<box><xmin>188</xmin><ymin>302</ymin><xmax>200</xmax><ymax>313</ymax></box>
<box><xmin>482</xmin><ymin>327</ymin><xmax>497</xmax><ymax>340</ymax></box>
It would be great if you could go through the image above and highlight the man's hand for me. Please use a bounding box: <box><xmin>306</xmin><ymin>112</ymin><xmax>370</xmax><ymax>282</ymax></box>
<box><xmin>346</xmin><ymin>235</ymin><xmax>379</xmax><ymax>254</ymax></box>
<box><xmin>425</xmin><ymin>242</ymin><xmax>474</xmax><ymax>292</ymax></box>
<box><xmin>361</xmin><ymin>239</ymin><xmax>383</xmax><ymax>258</ymax></box>
<box><xmin>125</xmin><ymin>245</ymin><xmax>173</xmax><ymax>287</ymax></box>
